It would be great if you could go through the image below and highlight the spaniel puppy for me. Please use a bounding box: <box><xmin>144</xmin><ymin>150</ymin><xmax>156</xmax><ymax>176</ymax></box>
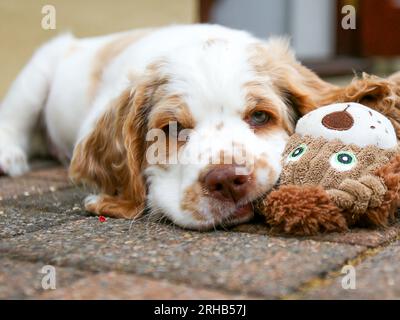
<box><xmin>0</xmin><ymin>24</ymin><xmax>338</xmax><ymax>230</ymax></box>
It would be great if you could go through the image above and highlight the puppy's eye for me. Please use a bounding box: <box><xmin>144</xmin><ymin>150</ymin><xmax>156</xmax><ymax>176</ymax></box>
<box><xmin>162</xmin><ymin>122</ymin><xmax>185</xmax><ymax>136</ymax></box>
<box><xmin>249</xmin><ymin>111</ymin><xmax>270</xmax><ymax>126</ymax></box>
<box><xmin>287</xmin><ymin>144</ymin><xmax>307</xmax><ymax>162</ymax></box>
<box><xmin>330</xmin><ymin>151</ymin><xmax>357</xmax><ymax>171</ymax></box>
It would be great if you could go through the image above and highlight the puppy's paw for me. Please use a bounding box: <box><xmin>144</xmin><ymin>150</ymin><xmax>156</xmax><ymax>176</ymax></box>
<box><xmin>0</xmin><ymin>145</ymin><xmax>29</xmax><ymax>176</ymax></box>
<box><xmin>84</xmin><ymin>194</ymin><xmax>101</xmax><ymax>213</ymax></box>
<box><xmin>83</xmin><ymin>193</ymin><xmax>144</xmax><ymax>219</ymax></box>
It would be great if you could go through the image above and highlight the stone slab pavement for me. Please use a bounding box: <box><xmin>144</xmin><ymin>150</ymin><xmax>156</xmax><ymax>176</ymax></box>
<box><xmin>0</xmin><ymin>161</ymin><xmax>399</xmax><ymax>299</ymax></box>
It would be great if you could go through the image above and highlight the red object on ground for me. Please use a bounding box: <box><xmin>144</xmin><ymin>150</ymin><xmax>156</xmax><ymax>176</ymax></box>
<box><xmin>99</xmin><ymin>216</ymin><xmax>107</xmax><ymax>222</ymax></box>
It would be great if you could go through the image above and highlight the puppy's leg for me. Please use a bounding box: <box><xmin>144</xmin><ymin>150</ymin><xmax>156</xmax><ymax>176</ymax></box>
<box><xmin>0</xmin><ymin>34</ymin><xmax>72</xmax><ymax>176</ymax></box>
<box><xmin>84</xmin><ymin>194</ymin><xmax>145</xmax><ymax>219</ymax></box>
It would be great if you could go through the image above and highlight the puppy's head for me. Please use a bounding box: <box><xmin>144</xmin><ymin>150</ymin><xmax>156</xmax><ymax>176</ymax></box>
<box><xmin>70</xmin><ymin>38</ymin><xmax>337</xmax><ymax>230</ymax></box>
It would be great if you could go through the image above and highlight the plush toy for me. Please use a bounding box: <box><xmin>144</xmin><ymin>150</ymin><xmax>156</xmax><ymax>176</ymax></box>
<box><xmin>257</xmin><ymin>102</ymin><xmax>400</xmax><ymax>235</ymax></box>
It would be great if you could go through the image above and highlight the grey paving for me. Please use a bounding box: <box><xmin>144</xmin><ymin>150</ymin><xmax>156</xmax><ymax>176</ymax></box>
<box><xmin>1</xmin><ymin>164</ymin><xmax>399</xmax><ymax>299</ymax></box>
<box><xmin>303</xmin><ymin>241</ymin><xmax>400</xmax><ymax>299</ymax></box>
<box><xmin>0</xmin><ymin>217</ymin><xmax>365</xmax><ymax>298</ymax></box>
<box><xmin>0</xmin><ymin>188</ymin><xmax>90</xmax><ymax>238</ymax></box>
<box><xmin>0</xmin><ymin>258</ymin><xmax>89</xmax><ymax>299</ymax></box>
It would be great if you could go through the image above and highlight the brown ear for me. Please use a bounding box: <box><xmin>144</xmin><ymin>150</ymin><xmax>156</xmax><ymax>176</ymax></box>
<box><xmin>250</xmin><ymin>39</ymin><xmax>340</xmax><ymax>118</ymax></box>
<box><xmin>69</xmin><ymin>71</ymin><xmax>165</xmax><ymax>217</ymax></box>
<box><xmin>338</xmin><ymin>73</ymin><xmax>400</xmax><ymax>139</ymax></box>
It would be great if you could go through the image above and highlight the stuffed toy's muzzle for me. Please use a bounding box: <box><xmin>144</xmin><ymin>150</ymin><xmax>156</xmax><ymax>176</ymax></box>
<box><xmin>257</xmin><ymin>103</ymin><xmax>400</xmax><ymax>235</ymax></box>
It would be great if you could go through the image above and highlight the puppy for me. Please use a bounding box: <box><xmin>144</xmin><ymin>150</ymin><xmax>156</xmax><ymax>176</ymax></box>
<box><xmin>0</xmin><ymin>24</ymin><xmax>339</xmax><ymax>230</ymax></box>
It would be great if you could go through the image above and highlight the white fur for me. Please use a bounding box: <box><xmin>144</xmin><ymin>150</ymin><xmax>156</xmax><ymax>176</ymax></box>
<box><xmin>0</xmin><ymin>24</ymin><xmax>290</xmax><ymax>229</ymax></box>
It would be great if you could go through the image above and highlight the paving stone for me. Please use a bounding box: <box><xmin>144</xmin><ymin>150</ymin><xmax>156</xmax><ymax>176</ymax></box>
<box><xmin>29</xmin><ymin>159</ymin><xmax>62</xmax><ymax>171</ymax></box>
<box><xmin>25</xmin><ymin>166</ymin><xmax>69</xmax><ymax>182</ymax></box>
<box><xmin>310</xmin><ymin>224</ymin><xmax>400</xmax><ymax>248</ymax></box>
<box><xmin>302</xmin><ymin>241</ymin><xmax>400</xmax><ymax>299</ymax></box>
<box><xmin>38</xmin><ymin>272</ymin><xmax>252</xmax><ymax>300</ymax></box>
<box><xmin>0</xmin><ymin>218</ymin><xmax>365</xmax><ymax>298</ymax></box>
<box><xmin>0</xmin><ymin>207</ymin><xmax>87</xmax><ymax>239</ymax></box>
<box><xmin>0</xmin><ymin>176</ymin><xmax>71</xmax><ymax>201</ymax></box>
<box><xmin>0</xmin><ymin>187</ymin><xmax>91</xmax><ymax>238</ymax></box>
<box><xmin>0</xmin><ymin>258</ymin><xmax>89</xmax><ymax>299</ymax></box>
<box><xmin>233</xmin><ymin>220</ymin><xmax>400</xmax><ymax>248</ymax></box>
<box><xmin>1</xmin><ymin>186</ymin><xmax>91</xmax><ymax>214</ymax></box>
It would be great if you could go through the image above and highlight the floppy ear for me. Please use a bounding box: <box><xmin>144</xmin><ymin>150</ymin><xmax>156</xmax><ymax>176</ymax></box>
<box><xmin>251</xmin><ymin>39</ymin><xmax>340</xmax><ymax>118</ymax></box>
<box><xmin>338</xmin><ymin>73</ymin><xmax>400</xmax><ymax>139</ymax></box>
<box><xmin>69</xmin><ymin>72</ymin><xmax>165</xmax><ymax>218</ymax></box>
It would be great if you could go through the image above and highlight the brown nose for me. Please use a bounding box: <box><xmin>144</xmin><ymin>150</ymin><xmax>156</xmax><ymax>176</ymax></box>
<box><xmin>203</xmin><ymin>165</ymin><xmax>251</xmax><ymax>202</ymax></box>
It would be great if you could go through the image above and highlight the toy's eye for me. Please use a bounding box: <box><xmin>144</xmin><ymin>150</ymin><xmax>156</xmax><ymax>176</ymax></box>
<box><xmin>330</xmin><ymin>151</ymin><xmax>357</xmax><ymax>171</ymax></box>
<box><xmin>287</xmin><ymin>144</ymin><xmax>307</xmax><ymax>162</ymax></box>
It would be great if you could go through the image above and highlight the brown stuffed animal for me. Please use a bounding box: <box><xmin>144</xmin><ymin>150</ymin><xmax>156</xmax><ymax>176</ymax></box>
<box><xmin>257</xmin><ymin>102</ymin><xmax>400</xmax><ymax>235</ymax></box>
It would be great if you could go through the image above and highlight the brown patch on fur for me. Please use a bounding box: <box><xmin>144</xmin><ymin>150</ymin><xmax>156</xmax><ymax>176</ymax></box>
<box><xmin>70</xmin><ymin>62</ymin><xmax>167</xmax><ymax>219</ymax></box>
<box><xmin>254</xmin><ymin>157</ymin><xmax>269</xmax><ymax>170</ymax></box>
<box><xmin>258</xmin><ymin>185</ymin><xmax>348</xmax><ymax>235</ymax></box>
<box><xmin>248</xmin><ymin>41</ymin><xmax>341</xmax><ymax>120</ymax></box>
<box><xmin>216</xmin><ymin>122</ymin><xmax>224</xmax><ymax>130</ymax></box>
<box><xmin>146</xmin><ymin>95</ymin><xmax>195</xmax><ymax>164</ymax></box>
<box><xmin>243</xmin><ymin>89</ymin><xmax>285</xmax><ymax>133</ymax></box>
<box><xmin>88</xmin><ymin>29</ymin><xmax>152</xmax><ymax>101</ymax></box>
<box><xmin>147</xmin><ymin>95</ymin><xmax>195</xmax><ymax>130</ymax></box>
<box><xmin>181</xmin><ymin>183</ymin><xmax>207</xmax><ymax>221</ymax></box>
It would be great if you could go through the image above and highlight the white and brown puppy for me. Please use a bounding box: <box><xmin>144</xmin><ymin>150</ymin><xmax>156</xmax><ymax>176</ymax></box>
<box><xmin>0</xmin><ymin>24</ymin><xmax>337</xmax><ymax>230</ymax></box>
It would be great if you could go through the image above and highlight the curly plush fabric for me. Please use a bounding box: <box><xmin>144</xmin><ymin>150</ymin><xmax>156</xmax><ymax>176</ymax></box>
<box><xmin>259</xmin><ymin>184</ymin><xmax>347</xmax><ymax>235</ymax></box>
<box><xmin>258</xmin><ymin>131</ymin><xmax>400</xmax><ymax>235</ymax></box>
<box><xmin>280</xmin><ymin>134</ymin><xmax>396</xmax><ymax>189</ymax></box>
<box><xmin>258</xmin><ymin>152</ymin><xmax>400</xmax><ymax>235</ymax></box>
<box><xmin>362</xmin><ymin>153</ymin><xmax>400</xmax><ymax>227</ymax></box>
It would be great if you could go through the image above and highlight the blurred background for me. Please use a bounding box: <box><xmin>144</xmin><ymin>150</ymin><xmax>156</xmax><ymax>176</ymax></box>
<box><xmin>1</xmin><ymin>0</ymin><xmax>400</xmax><ymax>97</ymax></box>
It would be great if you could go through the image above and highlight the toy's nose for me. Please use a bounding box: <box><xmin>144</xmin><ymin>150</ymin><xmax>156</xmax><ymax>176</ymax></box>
<box><xmin>203</xmin><ymin>165</ymin><xmax>251</xmax><ymax>203</ymax></box>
